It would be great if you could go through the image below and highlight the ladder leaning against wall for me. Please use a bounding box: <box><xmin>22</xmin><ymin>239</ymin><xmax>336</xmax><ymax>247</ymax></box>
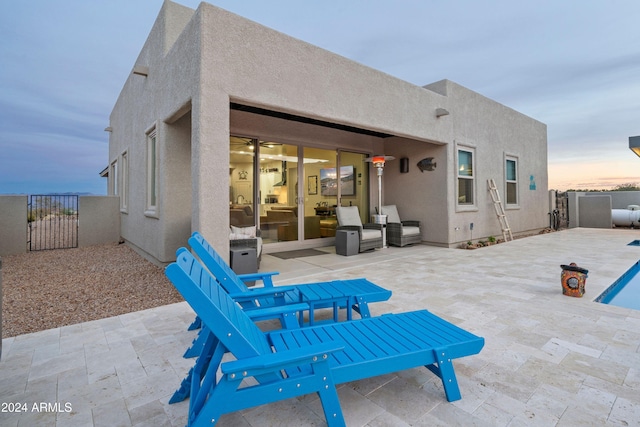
<box><xmin>487</xmin><ymin>179</ymin><xmax>513</xmax><ymax>242</ymax></box>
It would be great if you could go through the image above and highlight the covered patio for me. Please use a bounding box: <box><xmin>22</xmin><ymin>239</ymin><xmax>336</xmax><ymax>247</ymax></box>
<box><xmin>1</xmin><ymin>228</ymin><xmax>639</xmax><ymax>426</ymax></box>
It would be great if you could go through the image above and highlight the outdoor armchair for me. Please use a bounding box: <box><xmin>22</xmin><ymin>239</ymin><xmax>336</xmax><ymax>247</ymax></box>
<box><xmin>335</xmin><ymin>206</ymin><xmax>383</xmax><ymax>252</ymax></box>
<box><xmin>381</xmin><ymin>204</ymin><xmax>422</xmax><ymax>247</ymax></box>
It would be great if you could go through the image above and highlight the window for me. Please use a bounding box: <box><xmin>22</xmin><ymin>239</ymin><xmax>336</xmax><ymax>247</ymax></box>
<box><xmin>146</xmin><ymin>129</ymin><xmax>158</xmax><ymax>215</ymax></box>
<box><xmin>457</xmin><ymin>149</ymin><xmax>474</xmax><ymax>205</ymax></box>
<box><xmin>506</xmin><ymin>157</ymin><xmax>518</xmax><ymax>205</ymax></box>
<box><xmin>110</xmin><ymin>159</ymin><xmax>118</xmax><ymax>196</ymax></box>
<box><xmin>121</xmin><ymin>151</ymin><xmax>128</xmax><ymax>212</ymax></box>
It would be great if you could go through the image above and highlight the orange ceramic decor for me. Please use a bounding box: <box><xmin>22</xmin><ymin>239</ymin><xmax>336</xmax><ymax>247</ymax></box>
<box><xmin>560</xmin><ymin>263</ymin><xmax>589</xmax><ymax>297</ymax></box>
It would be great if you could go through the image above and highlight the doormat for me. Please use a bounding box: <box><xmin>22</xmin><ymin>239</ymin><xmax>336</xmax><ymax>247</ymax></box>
<box><xmin>270</xmin><ymin>249</ymin><xmax>327</xmax><ymax>259</ymax></box>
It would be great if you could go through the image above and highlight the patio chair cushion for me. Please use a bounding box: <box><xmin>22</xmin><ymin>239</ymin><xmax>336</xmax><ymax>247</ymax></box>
<box><xmin>381</xmin><ymin>205</ymin><xmax>402</xmax><ymax>223</ymax></box>
<box><xmin>230</xmin><ymin>225</ymin><xmax>256</xmax><ymax>238</ymax></box>
<box><xmin>402</xmin><ymin>226</ymin><xmax>421</xmax><ymax>236</ymax></box>
<box><xmin>362</xmin><ymin>228</ymin><xmax>382</xmax><ymax>240</ymax></box>
<box><xmin>336</xmin><ymin>206</ymin><xmax>362</xmax><ymax>227</ymax></box>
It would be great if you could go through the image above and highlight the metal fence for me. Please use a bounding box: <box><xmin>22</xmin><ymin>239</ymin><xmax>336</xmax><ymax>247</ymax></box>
<box><xmin>553</xmin><ymin>191</ymin><xmax>569</xmax><ymax>230</ymax></box>
<box><xmin>28</xmin><ymin>195</ymin><xmax>79</xmax><ymax>251</ymax></box>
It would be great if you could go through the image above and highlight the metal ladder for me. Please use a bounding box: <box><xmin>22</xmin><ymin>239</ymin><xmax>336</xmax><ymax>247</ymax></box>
<box><xmin>487</xmin><ymin>179</ymin><xmax>513</xmax><ymax>242</ymax></box>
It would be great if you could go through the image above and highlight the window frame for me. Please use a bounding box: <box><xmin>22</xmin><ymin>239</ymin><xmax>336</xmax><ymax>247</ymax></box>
<box><xmin>145</xmin><ymin>127</ymin><xmax>159</xmax><ymax>217</ymax></box>
<box><xmin>120</xmin><ymin>150</ymin><xmax>129</xmax><ymax>213</ymax></box>
<box><xmin>110</xmin><ymin>159</ymin><xmax>118</xmax><ymax>196</ymax></box>
<box><xmin>505</xmin><ymin>154</ymin><xmax>519</xmax><ymax>207</ymax></box>
<box><xmin>456</xmin><ymin>146</ymin><xmax>476</xmax><ymax>210</ymax></box>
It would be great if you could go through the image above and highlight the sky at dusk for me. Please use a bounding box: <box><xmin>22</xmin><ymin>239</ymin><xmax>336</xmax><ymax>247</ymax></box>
<box><xmin>1</xmin><ymin>0</ymin><xmax>639</xmax><ymax>195</ymax></box>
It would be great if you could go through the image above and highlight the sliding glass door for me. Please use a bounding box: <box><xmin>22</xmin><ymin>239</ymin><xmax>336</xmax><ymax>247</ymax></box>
<box><xmin>338</xmin><ymin>150</ymin><xmax>370</xmax><ymax>224</ymax></box>
<box><xmin>303</xmin><ymin>147</ymin><xmax>336</xmax><ymax>241</ymax></box>
<box><xmin>230</xmin><ymin>135</ymin><xmax>370</xmax><ymax>248</ymax></box>
<box><xmin>229</xmin><ymin>136</ymin><xmax>256</xmax><ymax>227</ymax></box>
<box><xmin>257</xmin><ymin>142</ymin><xmax>298</xmax><ymax>243</ymax></box>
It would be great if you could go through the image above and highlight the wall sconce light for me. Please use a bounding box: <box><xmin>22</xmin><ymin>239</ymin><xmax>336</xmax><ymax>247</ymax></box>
<box><xmin>436</xmin><ymin>108</ymin><xmax>450</xmax><ymax>118</ymax></box>
<box><xmin>417</xmin><ymin>157</ymin><xmax>437</xmax><ymax>172</ymax></box>
<box><xmin>132</xmin><ymin>65</ymin><xmax>149</xmax><ymax>77</ymax></box>
<box><xmin>630</xmin><ymin>136</ymin><xmax>640</xmax><ymax>158</ymax></box>
<box><xmin>400</xmin><ymin>157</ymin><xmax>409</xmax><ymax>173</ymax></box>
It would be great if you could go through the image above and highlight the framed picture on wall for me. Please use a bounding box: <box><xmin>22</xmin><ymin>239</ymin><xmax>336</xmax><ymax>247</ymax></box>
<box><xmin>308</xmin><ymin>175</ymin><xmax>318</xmax><ymax>195</ymax></box>
<box><xmin>320</xmin><ymin>165</ymin><xmax>355</xmax><ymax>196</ymax></box>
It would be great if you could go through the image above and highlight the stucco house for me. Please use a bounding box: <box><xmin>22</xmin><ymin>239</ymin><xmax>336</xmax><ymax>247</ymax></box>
<box><xmin>105</xmin><ymin>1</ymin><xmax>548</xmax><ymax>264</ymax></box>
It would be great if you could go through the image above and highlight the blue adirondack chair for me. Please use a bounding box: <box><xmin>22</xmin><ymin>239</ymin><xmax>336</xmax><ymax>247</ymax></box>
<box><xmin>188</xmin><ymin>231</ymin><xmax>391</xmax><ymax>326</ymax></box>
<box><xmin>182</xmin><ymin>232</ymin><xmax>392</xmax><ymax>358</ymax></box>
<box><xmin>166</xmin><ymin>248</ymin><xmax>485</xmax><ymax>426</ymax></box>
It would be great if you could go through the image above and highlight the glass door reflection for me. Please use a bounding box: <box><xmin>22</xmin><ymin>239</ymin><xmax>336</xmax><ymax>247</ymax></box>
<box><xmin>303</xmin><ymin>147</ymin><xmax>336</xmax><ymax>240</ymax></box>
<box><xmin>338</xmin><ymin>151</ymin><xmax>369</xmax><ymax>224</ymax></box>
<box><xmin>258</xmin><ymin>142</ymin><xmax>298</xmax><ymax>243</ymax></box>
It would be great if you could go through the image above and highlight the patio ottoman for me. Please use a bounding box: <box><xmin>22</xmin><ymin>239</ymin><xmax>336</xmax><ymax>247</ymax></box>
<box><xmin>336</xmin><ymin>229</ymin><xmax>359</xmax><ymax>256</ymax></box>
<box><xmin>230</xmin><ymin>247</ymin><xmax>257</xmax><ymax>286</ymax></box>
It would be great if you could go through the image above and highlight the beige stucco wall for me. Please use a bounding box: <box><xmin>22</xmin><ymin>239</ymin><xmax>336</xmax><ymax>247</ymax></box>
<box><xmin>195</xmin><ymin>3</ymin><xmax>459</xmax><ymax>254</ymax></box>
<box><xmin>384</xmin><ymin>138</ymin><xmax>449</xmax><ymax>245</ymax></box>
<box><xmin>199</xmin><ymin>4</ymin><xmax>451</xmax><ymax>143</ymax></box>
<box><xmin>108</xmin><ymin>1</ymin><xmax>549</xmax><ymax>262</ymax></box>
<box><xmin>435</xmin><ymin>80</ymin><xmax>548</xmax><ymax>244</ymax></box>
<box><xmin>567</xmin><ymin>191</ymin><xmax>640</xmax><ymax>228</ymax></box>
<box><xmin>0</xmin><ymin>196</ymin><xmax>121</xmax><ymax>256</ymax></box>
<box><xmin>578</xmin><ymin>195</ymin><xmax>613</xmax><ymax>229</ymax></box>
<box><xmin>108</xmin><ymin>1</ymin><xmax>197</xmax><ymax>262</ymax></box>
<box><xmin>581</xmin><ymin>191</ymin><xmax>640</xmax><ymax>209</ymax></box>
<box><xmin>78</xmin><ymin>196</ymin><xmax>121</xmax><ymax>247</ymax></box>
<box><xmin>0</xmin><ymin>196</ymin><xmax>27</xmax><ymax>256</ymax></box>
<box><xmin>384</xmin><ymin>80</ymin><xmax>549</xmax><ymax>247</ymax></box>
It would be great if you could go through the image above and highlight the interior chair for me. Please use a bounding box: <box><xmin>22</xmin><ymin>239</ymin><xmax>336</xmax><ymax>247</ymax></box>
<box><xmin>335</xmin><ymin>206</ymin><xmax>383</xmax><ymax>252</ymax></box>
<box><xmin>381</xmin><ymin>204</ymin><xmax>422</xmax><ymax>247</ymax></box>
<box><xmin>266</xmin><ymin>209</ymin><xmax>298</xmax><ymax>241</ymax></box>
<box><xmin>229</xmin><ymin>205</ymin><xmax>254</xmax><ymax>227</ymax></box>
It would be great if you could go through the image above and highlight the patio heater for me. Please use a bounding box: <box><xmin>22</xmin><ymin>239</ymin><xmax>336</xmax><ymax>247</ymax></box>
<box><xmin>366</xmin><ymin>155</ymin><xmax>395</xmax><ymax>248</ymax></box>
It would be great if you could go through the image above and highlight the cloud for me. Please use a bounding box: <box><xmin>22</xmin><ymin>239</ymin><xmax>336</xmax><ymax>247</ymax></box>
<box><xmin>0</xmin><ymin>0</ymin><xmax>149</xmax><ymax>194</ymax></box>
<box><xmin>1</xmin><ymin>0</ymin><xmax>640</xmax><ymax>194</ymax></box>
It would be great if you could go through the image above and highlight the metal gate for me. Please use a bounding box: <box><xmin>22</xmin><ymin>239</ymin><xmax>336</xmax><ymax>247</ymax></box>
<box><xmin>552</xmin><ymin>191</ymin><xmax>569</xmax><ymax>230</ymax></box>
<box><xmin>28</xmin><ymin>195</ymin><xmax>79</xmax><ymax>251</ymax></box>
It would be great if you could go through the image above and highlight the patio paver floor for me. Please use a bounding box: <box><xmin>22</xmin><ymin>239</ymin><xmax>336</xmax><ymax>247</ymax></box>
<box><xmin>1</xmin><ymin>228</ymin><xmax>639</xmax><ymax>426</ymax></box>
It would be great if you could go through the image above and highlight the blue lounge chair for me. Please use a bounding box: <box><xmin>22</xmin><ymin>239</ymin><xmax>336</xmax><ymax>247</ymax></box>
<box><xmin>166</xmin><ymin>248</ymin><xmax>485</xmax><ymax>426</ymax></box>
<box><xmin>188</xmin><ymin>231</ymin><xmax>391</xmax><ymax>326</ymax></box>
<box><xmin>182</xmin><ymin>232</ymin><xmax>393</xmax><ymax>359</ymax></box>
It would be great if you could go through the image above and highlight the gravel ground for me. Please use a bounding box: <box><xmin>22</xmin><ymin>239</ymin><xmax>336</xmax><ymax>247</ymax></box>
<box><xmin>1</xmin><ymin>243</ymin><xmax>183</xmax><ymax>338</ymax></box>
